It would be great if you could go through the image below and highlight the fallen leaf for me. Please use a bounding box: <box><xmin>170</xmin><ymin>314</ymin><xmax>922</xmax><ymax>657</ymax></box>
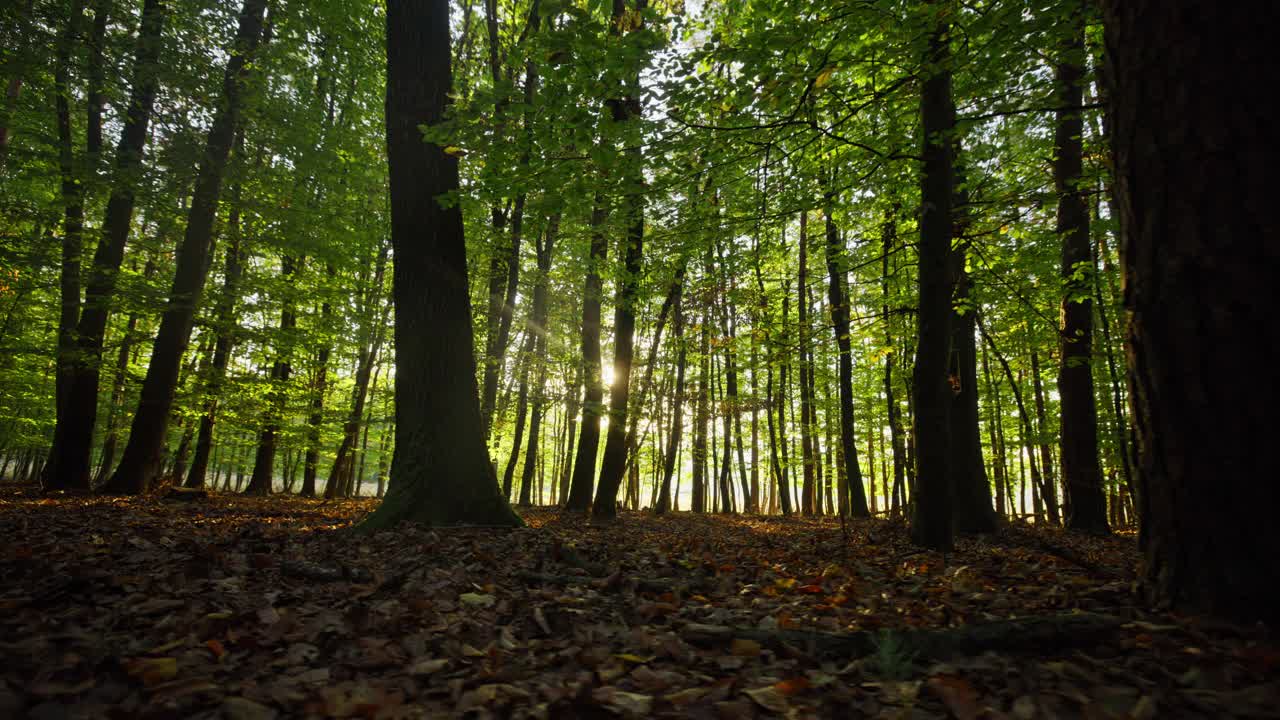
<box><xmin>743</xmin><ymin>685</ymin><xmax>790</xmax><ymax>714</ymax></box>
<box><xmin>123</xmin><ymin>657</ymin><xmax>179</xmax><ymax>687</ymax></box>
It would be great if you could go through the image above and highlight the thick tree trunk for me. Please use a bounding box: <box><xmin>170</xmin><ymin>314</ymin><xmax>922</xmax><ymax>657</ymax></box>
<box><xmin>1104</xmin><ymin>0</ymin><xmax>1278</xmax><ymax>622</ymax></box>
<box><xmin>948</xmin><ymin>263</ymin><xmax>995</xmax><ymax>533</ymax></box>
<box><xmin>52</xmin><ymin>0</ymin><xmax>166</xmax><ymax>491</ymax></box>
<box><xmin>910</xmin><ymin>1</ymin><xmax>955</xmax><ymax>549</ymax></box>
<box><xmin>1053</xmin><ymin>6</ymin><xmax>1107</xmax><ymax>532</ymax></box>
<box><xmin>103</xmin><ymin>0</ymin><xmax>266</xmax><ymax>495</ymax></box>
<box><xmin>359</xmin><ymin>0</ymin><xmax>521</xmax><ymax>530</ymax></box>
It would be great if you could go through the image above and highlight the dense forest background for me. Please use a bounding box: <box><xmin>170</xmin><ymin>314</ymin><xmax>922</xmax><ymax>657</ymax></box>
<box><xmin>0</xmin><ymin>0</ymin><xmax>1130</xmax><ymax>530</ymax></box>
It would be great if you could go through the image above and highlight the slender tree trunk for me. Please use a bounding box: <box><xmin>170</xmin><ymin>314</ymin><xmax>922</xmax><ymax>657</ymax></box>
<box><xmin>186</xmin><ymin>180</ymin><xmax>244</xmax><ymax>488</ymax></box>
<box><xmin>656</xmin><ymin>290</ymin><xmax>686</xmax><ymax>515</ymax></box>
<box><xmin>823</xmin><ymin>195</ymin><xmax>871</xmax><ymax>517</ymax></box>
<box><xmin>690</xmin><ymin>302</ymin><xmax>710</xmax><ymax>514</ymax></box>
<box><xmin>593</xmin><ymin>0</ymin><xmax>649</xmax><ymax>520</ymax></box>
<box><xmin>519</xmin><ymin>215</ymin><xmax>557</xmax><ymax>506</ymax></box>
<box><xmin>797</xmin><ymin>213</ymin><xmax>817</xmax><ymax>515</ymax></box>
<box><xmin>558</xmin><ymin>360</ymin><xmax>580</xmax><ymax>505</ymax></box>
<box><xmin>103</xmin><ymin>0</ymin><xmax>267</xmax><ymax>495</ymax></box>
<box><xmin>502</xmin><ymin>334</ymin><xmax>533</xmax><ymax>500</ymax></box>
<box><xmin>1028</xmin><ymin>349</ymin><xmax>1060</xmax><ymax>524</ymax></box>
<box><xmin>300</xmin><ymin>265</ymin><xmax>334</xmax><ymax>497</ymax></box>
<box><xmin>565</xmin><ymin>199</ymin><xmax>609</xmax><ymax>512</ymax></box>
<box><xmin>245</xmin><ymin>254</ymin><xmax>298</xmax><ymax>496</ymax></box>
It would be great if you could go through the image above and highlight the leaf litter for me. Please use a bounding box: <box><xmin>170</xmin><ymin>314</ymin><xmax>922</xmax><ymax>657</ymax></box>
<box><xmin>0</xmin><ymin>489</ymin><xmax>1277</xmax><ymax>719</ymax></box>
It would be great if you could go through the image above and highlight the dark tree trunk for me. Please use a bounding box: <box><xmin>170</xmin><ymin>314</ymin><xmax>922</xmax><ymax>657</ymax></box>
<box><xmin>881</xmin><ymin>212</ymin><xmax>907</xmax><ymax>520</ymax></box>
<box><xmin>300</xmin><ymin>264</ymin><xmax>334</xmax><ymax>497</ymax></box>
<box><xmin>823</xmin><ymin>198</ymin><xmax>871</xmax><ymax>517</ymax></box>
<box><xmin>44</xmin><ymin>0</ymin><xmax>86</xmax><ymax>491</ymax></box>
<box><xmin>1028</xmin><ymin>349</ymin><xmax>1060</xmax><ymax>524</ymax></box>
<box><xmin>245</xmin><ymin>254</ymin><xmax>298</xmax><ymax>496</ymax></box>
<box><xmin>797</xmin><ymin>213</ymin><xmax>817</xmax><ymax>515</ymax></box>
<box><xmin>502</xmin><ymin>335</ymin><xmax>533</xmax><ymax>500</ymax></box>
<box><xmin>981</xmin><ymin>339</ymin><xmax>1008</xmax><ymax>517</ymax></box>
<box><xmin>519</xmin><ymin>215</ymin><xmax>557</xmax><ymax>507</ymax></box>
<box><xmin>593</xmin><ymin>0</ymin><xmax>648</xmax><ymax>520</ymax></box>
<box><xmin>690</xmin><ymin>303</ymin><xmax>710</xmax><ymax>514</ymax></box>
<box><xmin>359</xmin><ymin>0</ymin><xmax>521</xmax><ymax>530</ymax></box>
<box><xmin>1104</xmin><ymin>0</ymin><xmax>1278</xmax><ymax>622</ymax></box>
<box><xmin>948</xmin><ymin>263</ymin><xmax>995</xmax><ymax>533</ymax></box>
<box><xmin>324</xmin><ymin>249</ymin><xmax>390</xmax><ymax>499</ymax></box>
<box><xmin>655</xmin><ymin>290</ymin><xmax>686</xmax><ymax>515</ymax></box>
<box><xmin>909</xmin><ymin>2</ymin><xmax>955</xmax><ymax>549</ymax></box>
<box><xmin>186</xmin><ymin>184</ymin><xmax>244</xmax><ymax>489</ymax></box>
<box><xmin>565</xmin><ymin>198</ymin><xmax>609</xmax><ymax>512</ymax></box>
<box><xmin>1054</xmin><ymin>5</ymin><xmax>1107</xmax><ymax>533</ymax></box>
<box><xmin>558</xmin><ymin>360</ymin><xmax>580</xmax><ymax>505</ymax></box>
<box><xmin>53</xmin><ymin>0</ymin><xmax>166</xmax><ymax>491</ymax></box>
<box><xmin>102</xmin><ymin>0</ymin><xmax>266</xmax><ymax>495</ymax></box>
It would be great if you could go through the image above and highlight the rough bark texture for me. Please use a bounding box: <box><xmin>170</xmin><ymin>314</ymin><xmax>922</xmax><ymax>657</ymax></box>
<box><xmin>1104</xmin><ymin>0</ymin><xmax>1278</xmax><ymax>622</ymax></box>
<box><xmin>909</xmin><ymin>2</ymin><xmax>954</xmax><ymax>550</ymax></box>
<box><xmin>103</xmin><ymin>0</ymin><xmax>264</xmax><ymax>495</ymax></box>
<box><xmin>53</xmin><ymin>0</ymin><xmax>166</xmax><ymax>491</ymax></box>
<box><xmin>360</xmin><ymin>0</ymin><xmax>521</xmax><ymax>530</ymax></box>
<box><xmin>1054</xmin><ymin>5</ymin><xmax>1108</xmax><ymax>533</ymax></box>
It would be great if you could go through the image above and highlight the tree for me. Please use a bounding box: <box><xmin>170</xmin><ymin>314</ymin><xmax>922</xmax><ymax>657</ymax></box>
<box><xmin>909</xmin><ymin>0</ymin><xmax>955</xmax><ymax>551</ymax></box>
<box><xmin>45</xmin><ymin>0</ymin><xmax>167</xmax><ymax>491</ymax></box>
<box><xmin>359</xmin><ymin>0</ymin><xmax>521</xmax><ymax>530</ymax></box>
<box><xmin>1054</xmin><ymin>3</ymin><xmax>1107</xmax><ymax>533</ymax></box>
<box><xmin>102</xmin><ymin>0</ymin><xmax>269</xmax><ymax>495</ymax></box>
<box><xmin>1104</xmin><ymin>0</ymin><xmax>1278</xmax><ymax>622</ymax></box>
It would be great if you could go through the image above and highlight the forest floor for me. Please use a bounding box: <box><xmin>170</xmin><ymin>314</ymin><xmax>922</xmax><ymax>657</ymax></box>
<box><xmin>0</xmin><ymin>488</ymin><xmax>1276</xmax><ymax>719</ymax></box>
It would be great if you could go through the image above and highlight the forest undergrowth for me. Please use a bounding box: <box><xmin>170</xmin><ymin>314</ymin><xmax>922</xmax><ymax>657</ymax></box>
<box><xmin>1</xmin><ymin>489</ymin><xmax>1276</xmax><ymax>719</ymax></box>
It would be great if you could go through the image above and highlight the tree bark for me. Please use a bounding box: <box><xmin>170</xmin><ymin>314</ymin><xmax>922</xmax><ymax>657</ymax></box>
<box><xmin>52</xmin><ymin>0</ymin><xmax>166</xmax><ymax>491</ymax></box>
<box><xmin>359</xmin><ymin>0</ymin><xmax>521</xmax><ymax>530</ymax></box>
<box><xmin>1028</xmin><ymin>349</ymin><xmax>1060</xmax><ymax>524</ymax></box>
<box><xmin>245</xmin><ymin>254</ymin><xmax>298</xmax><ymax>496</ymax></box>
<box><xmin>565</xmin><ymin>198</ymin><xmax>609</xmax><ymax>512</ymax></box>
<box><xmin>1103</xmin><ymin>0</ymin><xmax>1278</xmax><ymax>622</ymax></box>
<box><xmin>102</xmin><ymin>0</ymin><xmax>264</xmax><ymax>495</ymax></box>
<box><xmin>186</xmin><ymin>179</ymin><xmax>244</xmax><ymax>489</ymax></box>
<box><xmin>910</xmin><ymin>0</ymin><xmax>955</xmax><ymax>549</ymax></box>
<box><xmin>518</xmin><ymin>215</ymin><xmax>557</xmax><ymax>506</ymax></box>
<box><xmin>1054</xmin><ymin>4</ymin><xmax>1107</xmax><ymax>532</ymax></box>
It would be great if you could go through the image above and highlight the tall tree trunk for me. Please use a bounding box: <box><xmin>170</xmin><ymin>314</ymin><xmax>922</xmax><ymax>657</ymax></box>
<box><xmin>798</xmin><ymin>212</ymin><xmax>817</xmax><ymax>515</ymax></box>
<box><xmin>96</xmin><ymin>260</ymin><xmax>151</xmax><ymax>485</ymax></box>
<box><xmin>690</xmin><ymin>302</ymin><xmax>710</xmax><ymax>514</ymax></box>
<box><xmin>948</xmin><ymin>262</ymin><xmax>995</xmax><ymax>532</ymax></box>
<box><xmin>909</xmin><ymin>0</ymin><xmax>955</xmax><ymax>549</ymax></box>
<box><xmin>324</xmin><ymin>245</ymin><xmax>390</xmax><ymax>498</ymax></box>
<box><xmin>360</xmin><ymin>0</ymin><xmax>520</xmax><ymax>529</ymax></box>
<box><xmin>824</xmin><ymin>195</ymin><xmax>871</xmax><ymax>517</ymax></box>
<box><xmin>1028</xmin><ymin>349</ymin><xmax>1060</xmax><ymax>524</ymax></box>
<box><xmin>1104</xmin><ymin>0</ymin><xmax>1278</xmax><ymax>622</ymax></box>
<box><xmin>881</xmin><ymin>211</ymin><xmax>907</xmax><ymax>520</ymax></box>
<box><xmin>593</xmin><ymin>0</ymin><xmax>648</xmax><ymax>521</ymax></box>
<box><xmin>502</xmin><ymin>334</ymin><xmax>533</xmax><ymax>500</ymax></box>
<box><xmin>558</xmin><ymin>360</ymin><xmax>580</xmax><ymax>505</ymax></box>
<box><xmin>52</xmin><ymin>0</ymin><xmax>166</xmax><ymax>491</ymax></box>
<box><xmin>245</xmin><ymin>254</ymin><xmax>298</xmax><ymax>495</ymax></box>
<box><xmin>655</xmin><ymin>289</ymin><xmax>685</xmax><ymax>515</ymax></box>
<box><xmin>44</xmin><ymin>0</ymin><xmax>87</xmax><ymax>490</ymax></box>
<box><xmin>186</xmin><ymin>181</ymin><xmax>244</xmax><ymax>489</ymax></box>
<box><xmin>103</xmin><ymin>0</ymin><xmax>267</xmax><ymax>495</ymax></box>
<box><xmin>981</xmin><ymin>338</ymin><xmax>1008</xmax><ymax>517</ymax></box>
<box><xmin>565</xmin><ymin>198</ymin><xmax>608</xmax><ymax>512</ymax></box>
<box><xmin>518</xmin><ymin>215</ymin><xmax>557</xmax><ymax>506</ymax></box>
<box><xmin>1054</xmin><ymin>4</ymin><xmax>1107</xmax><ymax>532</ymax></box>
<box><xmin>300</xmin><ymin>264</ymin><xmax>334</xmax><ymax>497</ymax></box>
